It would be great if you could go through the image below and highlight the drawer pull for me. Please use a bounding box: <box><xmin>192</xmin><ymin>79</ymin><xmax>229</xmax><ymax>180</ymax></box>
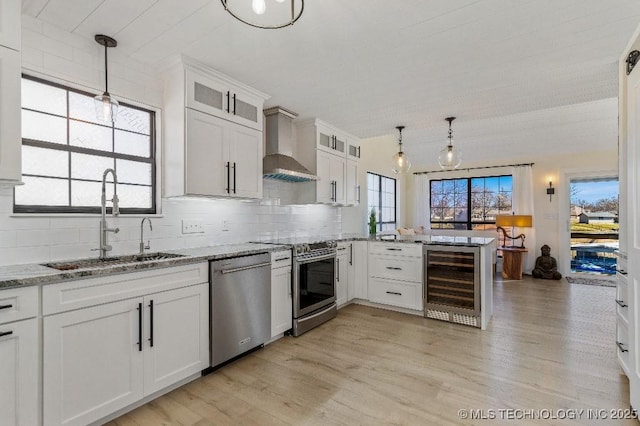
<box><xmin>0</xmin><ymin>304</ymin><xmax>13</xmax><ymax>310</ymax></box>
<box><xmin>616</xmin><ymin>299</ymin><xmax>628</xmax><ymax>308</ymax></box>
<box><xmin>386</xmin><ymin>291</ymin><xmax>402</xmax><ymax>296</ymax></box>
<box><xmin>617</xmin><ymin>270</ymin><xmax>628</xmax><ymax>275</ymax></box>
<box><xmin>0</xmin><ymin>331</ymin><xmax>13</xmax><ymax>338</ymax></box>
<box><xmin>617</xmin><ymin>341</ymin><xmax>629</xmax><ymax>353</ymax></box>
<box><xmin>386</xmin><ymin>267</ymin><xmax>402</xmax><ymax>270</ymax></box>
<box><xmin>386</xmin><ymin>248</ymin><xmax>402</xmax><ymax>251</ymax></box>
<box><xmin>274</xmin><ymin>257</ymin><xmax>289</xmax><ymax>262</ymax></box>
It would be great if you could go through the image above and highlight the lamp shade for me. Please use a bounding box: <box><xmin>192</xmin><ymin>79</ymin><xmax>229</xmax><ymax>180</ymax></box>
<box><xmin>496</xmin><ymin>214</ymin><xmax>533</xmax><ymax>228</ymax></box>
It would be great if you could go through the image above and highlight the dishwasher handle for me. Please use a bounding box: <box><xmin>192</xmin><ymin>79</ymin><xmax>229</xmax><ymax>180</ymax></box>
<box><xmin>218</xmin><ymin>261</ymin><xmax>271</xmax><ymax>274</ymax></box>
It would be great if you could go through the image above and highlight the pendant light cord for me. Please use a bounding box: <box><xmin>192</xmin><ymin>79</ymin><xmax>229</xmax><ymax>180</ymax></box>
<box><xmin>104</xmin><ymin>44</ymin><xmax>109</xmax><ymax>95</ymax></box>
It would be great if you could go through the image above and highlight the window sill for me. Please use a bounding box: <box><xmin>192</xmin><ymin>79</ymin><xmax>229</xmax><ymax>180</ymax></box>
<box><xmin>10</xmin><ymin>213</ymin><xmax>165</xmax><ymax>218</ymax></box>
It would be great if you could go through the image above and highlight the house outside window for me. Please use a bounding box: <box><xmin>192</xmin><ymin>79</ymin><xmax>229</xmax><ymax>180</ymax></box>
<box><xmin>15</xmin><ymin>75</ymin><xmax>156</xmax><ymax>214</ymax></box>
<box><xmin>367</xmin><ymin>172</ymin><xmax>396</xmax><ymax>232</ymax></box>
<box><xmin>430</xmin><ymin>175</ymin><xmax>512</xmax><ymax>230</ymax></box>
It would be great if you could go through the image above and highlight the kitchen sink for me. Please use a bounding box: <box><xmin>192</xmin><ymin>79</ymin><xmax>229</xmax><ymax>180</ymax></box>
<box><xmin>42</xmin><ymin>252</ymin><xmax>186</xmax><ymax>271</ymax></box>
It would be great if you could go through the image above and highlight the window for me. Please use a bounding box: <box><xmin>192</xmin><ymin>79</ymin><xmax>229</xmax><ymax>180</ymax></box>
<box><xmin>15</xmin><ymin>75</ymin><xmax>156</xmax><ymax>214</ymax></box>
<box><xmin>367</xmin><ymin>172</ymin><xmax>396</xmax><ymax>232</ymax></box>
<box><xmin>430</xmin><ymin>175</ymin><xmax>512</xmax><ymax>230</ymax></box>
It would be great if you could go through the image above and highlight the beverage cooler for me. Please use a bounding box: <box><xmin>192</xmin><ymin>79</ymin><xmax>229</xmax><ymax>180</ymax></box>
<box><xmin>423</xmin><ymin>245</ymin><xmax>481</xmax><ymax>327</ymax></box>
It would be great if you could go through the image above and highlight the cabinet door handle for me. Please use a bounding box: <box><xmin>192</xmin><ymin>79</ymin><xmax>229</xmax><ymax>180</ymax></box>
<box><xmin>349</xmin><ymin>244</ymin><xmax>353</xmax><ymax>265</ymax></box>
<box><xmin>233</xmin><ymin>162</ymin><xmax>237</xmax><ymax>194</ymax></box>
<box><xmin>616</xmin><ymin>299</ymin><xmax>628</xmax><ymax>308</ymax></box>
<box><xmin>337</xmin><ymin>258</ymin><xmax>340</xmax><ymax>282</ymax></box>
<box><xmin>357</xmin><ymin>185</ymin><xmax>360</xmax><ymax>203</ymax></box>
<box><xmin>357</xmin><ymin>146</ymin><xmax>361</xmax><ymax>158</ymax></box>
<box><xmin>148</xmin><ymin>300</ymin><xmax>154</xmax><ymax>348</ymax></box>
<box><xmin>386</xmin><ymin>291</ymin><xmax>402</xmax><ymax>296</ymax></box>
<box><xmin>617</xmin><ymin>270</ymin><xmax>628</xmax><ymax>275</ymax></box>
<box><xmin>232</xmin><ymin>93</ymin><xmax>236</xmax><ymax>115</ymax></box>
<box><xmin>137</xmin><ymin>302</ymin><xmax>143</xmax><ymax>352</ymax></box>
<box><xmin>386</xmin><ymin>266</ymin><xmax>402</xmax><ymax>270</ymax></box>
<box><xmin>226</xmin><ymin>91</ymin><xmax>230</xmax><ymax>113</ymax></box>
<box><xmin>0</xmin><ymin>304</ymin><xmax>12</xmax><ymax>310</ymax></box>
<box><xmin>386</xmin><ymin>248</ymin><xmax>402</xmax><ymax>251</ymax></box>
<box><xmin>0</xmin><ymin>330</ymin><xmax>13</xmax><ymax>338</ymax></box>
<box><xmin>275</xmin><ymin>257</ymin><xmax>289</xmax><ymax>262</ymax></box>
<box><xmin>617</xmin><ymin>341</ymin><xmax>629</xmax><ymax>353</ymax></box>
<box><xmin>225</xmin><ymin>161</ymin><xmax>230</xmax><ymax>194</ymax></box>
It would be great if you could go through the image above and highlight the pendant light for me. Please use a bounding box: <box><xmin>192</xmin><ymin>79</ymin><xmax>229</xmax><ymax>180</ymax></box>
<box><xmin>438</xmin><ymin>117</ymin><xmax>462</xmax><ymax>169</ymax></box>
<box><xmin>392</xmin><ymin>125</ymin><xmax>411</xmax><ymax>174</ymax></box>
<box><xmin>221</xmin><ymin>0</ymin><xmax>304</xmax><ymax>29</ymax></box>
<box><xmin>94</xmin><ymin>34</ymin><xmax>119</xmax><ymax>123</ymax></box>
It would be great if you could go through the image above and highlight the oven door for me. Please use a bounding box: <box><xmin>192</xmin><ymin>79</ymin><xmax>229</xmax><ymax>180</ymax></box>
<box><xmin>294</xmin><ymin>253</ymin><xmax>336</xmax><ymax>318</ymax></box>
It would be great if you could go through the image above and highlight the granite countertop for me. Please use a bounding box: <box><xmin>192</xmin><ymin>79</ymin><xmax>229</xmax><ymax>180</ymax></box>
<box><xmin>0</xmin><ymin>243</ymin><xmax>289</xmax><ymax>290</ymax></box>
<box><xmin>326</xmin><ymin>233</ymin><xmax>494</xmax><ymax>246</ymax></box>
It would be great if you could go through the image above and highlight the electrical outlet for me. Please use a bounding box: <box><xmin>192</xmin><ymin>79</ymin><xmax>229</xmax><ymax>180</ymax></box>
<box><xmin>182</xmin><ymin>219</ymin><xmax>204</xmax><ymax>234</ymax></box>
<box><xmin>222</xmin><ymin>220</ymin><xmax>230</xmax><ymax>232</ymax></box>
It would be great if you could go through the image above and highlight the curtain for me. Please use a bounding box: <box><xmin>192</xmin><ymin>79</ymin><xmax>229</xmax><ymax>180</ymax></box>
<box><xmin>414</xmin><ymin>174</ymin><xmax>431</xmax><ymax>230</ymax></box>
<box><xmin>512</xmin><ymin>165</ymin><xmax>536</xmax><ymax>272</ymax></box>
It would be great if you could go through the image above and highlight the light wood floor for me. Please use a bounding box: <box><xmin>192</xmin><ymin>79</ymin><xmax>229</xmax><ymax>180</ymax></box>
<box><xmin>108</xmin><ymin>276</ymin><xmax>634</xmax><ymax>425</ymax></box>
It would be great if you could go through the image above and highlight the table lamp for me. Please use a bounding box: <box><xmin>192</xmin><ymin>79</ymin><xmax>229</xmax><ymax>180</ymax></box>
<box><xmin>496</xmin><ymin>214</ymin><xmax>533</xmax><ymax>248</ymax></box>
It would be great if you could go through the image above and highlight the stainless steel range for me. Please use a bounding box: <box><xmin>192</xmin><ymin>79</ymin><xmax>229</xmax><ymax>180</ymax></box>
<box><xmin>259</xmin><ymin>237</ymin><xmax>337</xmax><ymax>336</ymax></box>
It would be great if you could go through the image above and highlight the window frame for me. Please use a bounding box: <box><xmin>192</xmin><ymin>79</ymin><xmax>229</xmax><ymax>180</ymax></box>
<box><xmin>429</xmin><ymin>174</ymin><xmax>512</xmax><ymax>230</ymax></box>
<box><xmin>14</xmin><ymin>74</ymin><xmax>157</xmax><ymax>215</ymax></box>
<box><xmin>367</xmin><ymin>171</ymin><xmax>397</xmax><ymax>232</ymax></box>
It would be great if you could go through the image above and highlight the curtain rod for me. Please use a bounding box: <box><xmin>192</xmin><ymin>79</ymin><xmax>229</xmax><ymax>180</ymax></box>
<box><xmin>413</xmin><ymin>162</ymin><xmax>534</xmax><ymax>175</ymax></box>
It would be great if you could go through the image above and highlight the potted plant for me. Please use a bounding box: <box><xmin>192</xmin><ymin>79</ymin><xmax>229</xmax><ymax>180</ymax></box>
<box><xmin>369</xmin><ymin>209</ymin><xmax>377</xmax><ymax>236</ymax></box>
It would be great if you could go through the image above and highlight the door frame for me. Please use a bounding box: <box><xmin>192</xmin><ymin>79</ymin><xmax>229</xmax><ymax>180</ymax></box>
<box><xmin>558</xmin><ymin>168</ymin><xmax>618</xmax><ymax>278</ymax></box>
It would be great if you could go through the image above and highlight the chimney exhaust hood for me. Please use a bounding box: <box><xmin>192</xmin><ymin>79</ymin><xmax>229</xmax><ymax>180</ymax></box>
<box><xmin>263</xmin><ymin>106</ymin><xmax>317</xmax><ymax>182</ymax></box>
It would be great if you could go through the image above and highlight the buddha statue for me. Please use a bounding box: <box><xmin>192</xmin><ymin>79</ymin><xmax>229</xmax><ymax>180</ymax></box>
<box><xmin>532</xmin><ymin>244</ymin><xmax>562</xmax><ymax>280</ymax></box>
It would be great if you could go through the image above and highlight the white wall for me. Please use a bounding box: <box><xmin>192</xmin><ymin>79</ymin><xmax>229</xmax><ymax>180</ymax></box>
<box><xmin>0</xmin><ymin>16</ymin><xmax>342</xmax><ymax>267</ymax></box>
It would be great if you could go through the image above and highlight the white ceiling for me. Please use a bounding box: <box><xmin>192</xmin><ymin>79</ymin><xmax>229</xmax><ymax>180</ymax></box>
<box><xmin>21</xmin><ymin>0</ymin><xmax>640</xmax><ymax>168</ymax></box>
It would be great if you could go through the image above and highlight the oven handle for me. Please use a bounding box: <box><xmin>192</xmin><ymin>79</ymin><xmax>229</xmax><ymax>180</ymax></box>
<box><xmin>295</xmin><ymin>253</ymin><xmax>336</xmax><ymax>264</ymax></box>
<box><xmin>219</xmin><ymin>262</ymin><xmax>272</xmax><ymax>274</ymax></box>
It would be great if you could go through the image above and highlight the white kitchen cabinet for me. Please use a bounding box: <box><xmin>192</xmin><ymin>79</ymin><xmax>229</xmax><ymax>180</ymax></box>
<box><xmin>295</xmin><ymin>119</ymin><xmax>360</xmax><ymax>206</ymax></box>
<box><xmin>163</xmin><ymin>57</ymin><xmax>269</xmax><ymax>198</ymax></box>
<box><xmin>0</xmin><ymin>47</ymin><xmax>21</xmax><ymax>183</ymax></box>
<box><xmin>367</xmin><ymin>242</ymin><xmax>423</xmax><ymax>311</ymax></box>
<box><xmin>43</xmin><ymin>298</ymin><xmax>144</xmax><ymax>426</ymax></box>
<box><xmin>43</xmin><ymin>264</ymin><xmax>209</xmax><ymax>426</ymax></box>
<box><xmin>185</xmin><ymin>109</ymin><xmax>262</xmax><ymax>198</ymax></box>
<box><xmin>346</xmin><ymin>159</ymin><xmax>360</xmax><ymax>206</ymax></box>
<box><xmin>186</xmin><ymin>68</ymin><xmax>264</xmax><ymax>131</ymax></box>
<box><xmin>143</xmin><ymin>284</ymin><xmax>209</xmax><ymax>395</ymax></box>
<box><xmin>347</xmin><ymin>138</ymin><xmax>361</xmax><ymax>161</ymax></box>
<box><xmin>271</xmin><ymin>250</ymin><xmax>292</xmax><ymax>338</ymax></box>
<box><xmin>336</xmin><ymin>244</ymin><xmax>349</xmax><ymax>307</ymax></box>
<box><xmin>351</xmin><ymin>241</ymin><xmax>368</xmax><ymax>300</ymax></box>
<box><xmin>0</xmin><ymin>0</ymin><xmax>20</xmax><ymax>51</ymax></box>
<box><xmin>0</xmin><ymin>286</ymin><xmax>39</xmax><ymax>426</ymax></box>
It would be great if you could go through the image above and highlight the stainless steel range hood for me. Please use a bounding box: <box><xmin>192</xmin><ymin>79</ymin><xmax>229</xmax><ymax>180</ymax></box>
<box><xmin>263</xmin><ymin>106</ymin><xmax>317</xmax><ymax>182</ymax></box>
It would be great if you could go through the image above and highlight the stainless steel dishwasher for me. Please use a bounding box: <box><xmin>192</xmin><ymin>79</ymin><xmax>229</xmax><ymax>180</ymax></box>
<box><xmin>210</xmin><ymin>253</ymin><xmax>271</xmax><ymax>367</ymax></box>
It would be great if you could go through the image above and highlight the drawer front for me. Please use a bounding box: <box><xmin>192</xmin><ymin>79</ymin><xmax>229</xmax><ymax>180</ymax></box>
<box><xmin>43</xmin><ymin>263</ymin><xmax>208</xmax><ymax>315</ymax></box>
<box><xmin>617</xmin><ymin>319</ymin><xmax>630</xmax><ymax>373</ymax></box>
<box><xmin>369</xmin><ymin>254</ymin><xmax>422</xmax><ymax>283</ymax></box>
<box><xmin>271</xmin><ymin>250</ymin><xmax>292</xmax><ymax>268</ymax></box>
<box><xmin>369</xmin><ymin>278</ymin><xmax>423</xmax><ymax>310</ymax></box>
<box><xmin>0</xmin><ymin>286</ymin><xmax>38</xmax><ymax>325</ymax></box>
<box><xmin>616</xmin><ymin>280</ymin><xmax>629</xmax><ymax>323</ymax></box>
<box><xmin>368</xmin><ymin>242</ymin><xmax>422</xmax><ymax>258</ymax></box>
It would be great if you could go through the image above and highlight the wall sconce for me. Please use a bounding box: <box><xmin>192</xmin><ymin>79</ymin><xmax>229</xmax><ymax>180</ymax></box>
<box><xmin>546</xmin><ymin>181</ymin><xmax>555</xmax><ymax>202</ymax></box>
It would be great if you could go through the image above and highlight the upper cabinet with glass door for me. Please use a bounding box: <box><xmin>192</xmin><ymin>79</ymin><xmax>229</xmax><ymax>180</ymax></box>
<box><xmin>186</xmin><ymin>68</ymin><xmax>264</xmax><ymax>131</ymax></box>
<box><xmin>316</xmin><ymin>121</ymin><xmax>348</xmax><ymax>156</ymax></box>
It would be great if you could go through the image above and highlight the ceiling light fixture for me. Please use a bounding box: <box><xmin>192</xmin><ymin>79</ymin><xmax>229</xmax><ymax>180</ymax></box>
<box><xmin>392</xmin><ymin>125</ymin><xmax>411</xmax><ymax>174</ymax></box>
<box><xmin>94</xmin><ymin>34</ymin><xmax>118</xmax><ymax>123</ymax></box>
<box><xmin>221</xmin><ymin>0</ymin><xmax>304</xmax><ymax>29</ymax></box>
<box><xmin>438</xmin><ymin>117</ymin><xmax>462</xmax><ymax>170</ymax></box>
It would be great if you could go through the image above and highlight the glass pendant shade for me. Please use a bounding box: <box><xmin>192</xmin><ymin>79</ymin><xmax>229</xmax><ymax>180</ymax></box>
<box><xmin>94</xmin><ymin>92</ymin><xmax>119</xmax><ymax>123</ymax></box>
<box><xmin>392</xmin><ymin>151</ymin><xmax>411</xmax><ymax>174</ymax></box>
<box><xmin>221</xmin><ymin>0</ymin><xmax>304</xmax><ymax>29</ymax></box>
<box><xmin>438</xmin><ymin>144</ymin><xmax>462</xmax><ymax>169</ymax></box>
<box><xmin>439</xmin><ymin>116</ymin><xmax>462</xmax><ymax>169</ymax></box>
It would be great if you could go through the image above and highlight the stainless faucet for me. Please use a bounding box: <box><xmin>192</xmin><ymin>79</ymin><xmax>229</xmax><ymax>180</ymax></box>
<box><xmin>94</xmin><ymin>168</ymin><xmax>120</xmax><ymax>259</ymax></box>
<box><xmin>139</xmin><ymin>217</ymin><xmax>152</xmax><ymax>254</ymax></box>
